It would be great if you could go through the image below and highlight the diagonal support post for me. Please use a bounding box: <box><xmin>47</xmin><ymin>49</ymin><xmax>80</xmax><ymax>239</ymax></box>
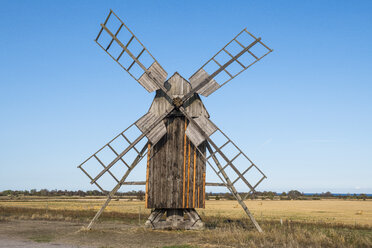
<box><xmin>85</xmin><ymin>142</ymin><xmax>149</xmax><ymax>230</ymax></box>
<box><xmin>206</xmin><ymin>143</ymin><xmax>263</xmax><ymax>233</ymax></box>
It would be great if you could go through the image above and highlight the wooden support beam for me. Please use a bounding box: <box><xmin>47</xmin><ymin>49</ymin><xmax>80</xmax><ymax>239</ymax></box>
<box><xmin>206</xmin><ymin>143</ymin><xmax>263</xmax><ymax>233</ymax></box>
<box><xmin>86</xmin><ymin>142</ymin><xmax>148</xmax><ymax>230</ymax></box>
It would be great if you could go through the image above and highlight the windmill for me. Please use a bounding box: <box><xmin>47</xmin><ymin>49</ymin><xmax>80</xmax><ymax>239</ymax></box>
<box><xmin>78</xmin><ymin>10</ymin><xmax>273</xmax><ymax>232</ymax></box>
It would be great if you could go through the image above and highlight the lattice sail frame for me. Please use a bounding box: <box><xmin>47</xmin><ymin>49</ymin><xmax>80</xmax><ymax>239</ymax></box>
<box><xmin>196</xmin><ymin>127</ymin><xmax>267</xmax><ymax>201</ymax></box>
<box><xmin>95</xmin><ymin>10</ymin><xmax>167</xmax><ymax>92</ymax></box>
<box><xmin>189</xmin><ymin>29</ymin><xmax>273</xmax><ymax>97</ymax></box>
<box><xmin>77</xmin><ymin>121</ymin><xmax>150</xmax><ymax>193</ymax></box>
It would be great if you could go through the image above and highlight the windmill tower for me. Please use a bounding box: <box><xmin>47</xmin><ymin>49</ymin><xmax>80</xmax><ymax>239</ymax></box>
<box><xmin>78</xmin><ymin>10</ymin><xmax>272</xmax><ymax>232</ymax></box>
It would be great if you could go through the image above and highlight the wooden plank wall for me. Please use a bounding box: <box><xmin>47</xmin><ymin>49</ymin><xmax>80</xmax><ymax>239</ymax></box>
<box><xmin>146</xmin><ymin>116</ymin><xmax>206</xmax><ymax>209</ymax></box>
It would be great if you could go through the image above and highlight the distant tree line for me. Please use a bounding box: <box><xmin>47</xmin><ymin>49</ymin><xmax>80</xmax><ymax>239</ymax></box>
<box><xmin>0</xmin><ymin>189</ymin><xmax>145</xmax><ymax>199</ymax></box>
<box><xmin>206</xmin><ymin>190</ymin><xmax>370</xmax><ymax>201</ymax></box>
<box><xmin>0</xmin><ymin>189</ymin><xmax>370</xmax><ymax>200</ymax></box>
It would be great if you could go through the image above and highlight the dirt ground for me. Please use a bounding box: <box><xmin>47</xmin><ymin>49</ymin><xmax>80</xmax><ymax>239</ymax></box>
<box><xmin>1</xmin><ymin>218</ymin><xmax>371</xmax><ymax>248</ymax></box>
<box><xmin>0</xmin><ymin>220</ymin><xmax>200</xmax><ymax>248</ymax></box>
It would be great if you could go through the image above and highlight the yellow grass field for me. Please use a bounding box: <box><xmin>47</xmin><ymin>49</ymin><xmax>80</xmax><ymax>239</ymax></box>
<box><xmin>1</xmin><ymin>198</ymin><xmax>371</xmax><ymax>226</ymax></box>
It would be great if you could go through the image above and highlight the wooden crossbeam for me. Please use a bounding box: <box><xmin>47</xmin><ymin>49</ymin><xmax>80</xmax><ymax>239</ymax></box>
<box><xmin>206</xmin><ymin>140</ymin><xmax>230</xmax><ymax>160</ymax></box>
<box><xmin>93</xmin><ymin>154</ymin><xmax>120</xmax><ymax>183</ymax></box>
<box><xmin>107</xmin><ymin>144</ymin><xmax>130</xmax><ymax>169</ymax></box>
<box><xmin>121</xmin><ymin>133</ymin><xmax>140</xmax><ymax>155</ymax></box>
<box><xmin>217</xmin><ymin>152</ymin><xmax>242</xmax><ymax>175</ymax></box>
<box><xmin>106</xmin><ymin>23</ymin><xmax>123</xmax><ymax>51</ymax></box>
<box><xmin>116</xmin><ymin>36</ymin><xmax>134</xmax><ymax>61</ymax></box>
<box><xmin>212</xmin><ymin>58</ymin><xmax>233</xmax><ymax>78</ymax></box>
<box><xmin>78</xmin><ymin>166</ymin><xmax>106</xmax><ymax>193</ymax></box>
<box><xmin>205</xmin><ymin>182</ymin><xmax>225</xmax><ymax>187</ymax></box>
<box><xmin>222</xmin><ymin>48</ymin><xmax>246</xmax><ymax>69</ymax></box>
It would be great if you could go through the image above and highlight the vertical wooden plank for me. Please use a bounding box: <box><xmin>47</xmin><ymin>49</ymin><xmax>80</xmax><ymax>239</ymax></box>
<box><xmin>203</xmin><ymin>172</ymin><xmax>206</xmax><ymax>208</ymax></box>
<box><xmin>197</xmin><ymin>144</ymin><xmax>202</xmax><ymax>208</ymax></box>
<box><xmin>186</xmin><ymin>140</ymin><xmax>191</xmax><ymax>208</ymax></box>
<box><xmin>202</xmin><ymin>142</ymin><xmax>206</xmax><ymax>208</ymax></box>
<box><xmin>176</xmin><ymin>117</ymin><xmax>185</xmax><ymax>208</ymax></box>
<box><xmin>182</xmin><ymin>118</ymin><xmax>187</xmax><ymax>208</ymax></box>
<box><xmin>148</xmin><ymin>142</ymin><xmax>153</xmax><ymax>207</ymax></box>
<box><xmin>165</xmin><ymin>118</ymin><xmax>172</xmax><ymax>208</ymax></box>
<box><xmin>198</xmin><ymin>186</ymin><xmax>200</xmax><ymax>208</ymax></box>
<box><xmin>152</xmin><ymin>140</ymin><xmax>158</xmax><ymax>208</ymax></box>
<box><xmin>193</xmin><ymin>146</ymin><xmax>196</xmax><ymax>208</ymax></box>
<box><xmin>157</xmin><ymin>127</ymin><xmax>166</xmax><ymax>208</ymax></box>
<box><xmin>149</xmin><ymin>141</ymin><xmax>154</xmax><ymax>207</ymax></box>
<box><xmin>172</xmin><ymin>117</ymin><xmax>182</xmax><ymax>208</ymax></box>
<box><xmin>145</xmin><ymin>143</ymin><xmax>151</xmax><ymax>208</ymax></box>
<box><xmin>161</xmin><ymin>119</ymin><xmax>168</xmax><ymax>207</ymax></box>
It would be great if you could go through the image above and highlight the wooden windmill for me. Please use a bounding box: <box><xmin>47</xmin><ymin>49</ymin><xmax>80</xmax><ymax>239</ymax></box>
<box><xmin>78</xmin><ymin>10</ymin><xmax>273</xmax><ymax>232</ymax></box>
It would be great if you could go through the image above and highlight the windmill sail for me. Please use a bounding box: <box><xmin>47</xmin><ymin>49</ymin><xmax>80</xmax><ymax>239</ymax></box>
<box><xmin>181</xmin><ymin>109</ymin><xmax>266</xmax><ymax>197</ymax></box>
<box><xmin>185</xmin><ymin>115</ymin><xmax>217</xmax><ymax>147</ymax></box>
<box><xmin>189</xmin><ymin>29</ymin><xmax>273</xmax><ymax>97</ymax></box>
<box><xmin>77</xmin><ymin>120</ymin><xmax>149</xmax><ymax>191</ymax></box>
<box><xmin>201</xmin><ymin>127</ymin><xmax>267</xmax><ymax>199</ymax></box>
<box><xmin>95</xmin><ymin>10</ymin><xmax>167</xmax><ymax>92</ymax></box>
<box><xmin>135</xmin><ymin>111</ymin><xmax>167</xmax><ymax>145</ymax></box>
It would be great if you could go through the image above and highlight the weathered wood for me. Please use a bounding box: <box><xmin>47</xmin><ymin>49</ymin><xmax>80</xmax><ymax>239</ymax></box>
<box><xmin>145</xmin><ymin>209</ymin><xmax>165</xmax><ymax>228</ymax></box>
<box><xmin>121</xmin><ymin>181</ymin><xmax>146</xmax><ymax>185</ymax></box>
<box><xmin>145</xmin><ymin>208</ymin><xmax>204</xmax><ymax>230</ymax></box>
<box><xmin>135</xmin><ymin>112</ymin><xmax>167</xmax><ymax>145</ymax></box>
<box><xmin>189</xmin><ymin>69</ymin><xmax>220</xmax><ymax>97</ymax></box>
<box><xmin>147</xmin><ymin>115</ymin><xmax>206</xmax><ymax>209</ymax></box>
<box><xmin>185</xmin><ymin>115</ymin><xmax>217</xmax><ymax>146</ymax></box>
<box><xmin>193</xmin><ymin>147</ymin><xmax>196</xmax><ymax>208</ymax></box>
<box><xmin>205</xmin><ymin>182</ymin><xmax>225</xmax><ymax>186</ymax></box>
<box><xmin>145</xmin><ymin>143</ymin><xmax>151</xmax><ymax>208</ymax></box>
<box><xmin>182</xmin><ymin>119</ymin><xmax>187</xmax><ymax>207</ymax></box>
<box><xmin>138</xmin><ymin>61</ymin><xmax>167</xmax><ymax>92</ymax></box>
<box><xmin>148</xmin><ymin>73</ymin><xmax>209</xmax><ymax>118</ymax></box>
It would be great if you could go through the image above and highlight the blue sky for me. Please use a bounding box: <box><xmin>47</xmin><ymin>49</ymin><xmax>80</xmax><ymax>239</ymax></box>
<box><xmin>0</xmin><ymin>0</ymin><xmax>371</xmax><ymax>193</ymax></box>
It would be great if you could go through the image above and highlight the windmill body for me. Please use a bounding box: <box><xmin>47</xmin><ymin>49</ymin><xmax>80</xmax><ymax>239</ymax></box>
<box><xmin>146</xmin><ymin>73</ymin><xmax>208</xmax><ymax>210</ymax></box>
<box><xmin>143</xmin><ymin>73</ymin><xmax>208</xmax><ymax>228</ymax></box>
<box><xmin>78</xmin><ymin>10</ymin><xmax>273</xmax><ymax>232</ymax></box>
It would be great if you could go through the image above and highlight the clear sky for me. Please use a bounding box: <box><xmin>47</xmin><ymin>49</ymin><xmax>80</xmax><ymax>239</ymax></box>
<box><xmin>0</xmin><ymin>0</ymin><xmax>371</xmax><ymax>193</ymax></box>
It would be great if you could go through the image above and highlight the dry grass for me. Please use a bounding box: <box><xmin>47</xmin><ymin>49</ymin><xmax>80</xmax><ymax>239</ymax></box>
<box><xmin>199</xmin><ymin>220</ymin><xmax>372</xmax><ymax>248</ymax></box>
<box><xmin>1</xmin><ymin>205</ymin><xmax>370</xmax><ymax>247</ymax></box>
<box><xmin>0</xmin><ymin>198</ymin><xmax>371</xmax><ymax>247</ymax></box>
<box><xmin>1</xmin><ymin>198</ymin><xmax>371</xmax><ymax>226</ymax></box>
<box><xmin>200</xmin><ymin>199</ymin><xmax>372</xmax><ymax>226</ymax></box>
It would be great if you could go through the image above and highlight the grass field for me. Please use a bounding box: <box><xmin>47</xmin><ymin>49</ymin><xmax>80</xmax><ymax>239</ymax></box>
<box><xmin>0</xmin><ymin>198</ymin><xmax>371</xmax><ymax>247</ymax></box>
<box><xmin>1</xmin><ymin>198</ymin><xmax>371</xmax><ymax>225</ymax></box>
